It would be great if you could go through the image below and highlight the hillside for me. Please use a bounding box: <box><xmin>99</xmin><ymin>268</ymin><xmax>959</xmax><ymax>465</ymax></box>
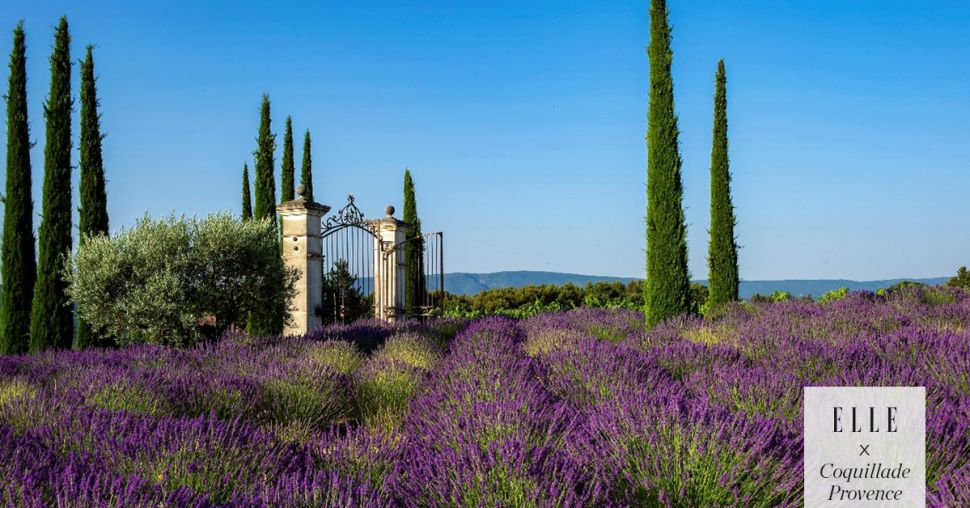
<box><xmin>443</xmin><ymin>271</ymin><xmax>949</xmax><ymax>298</ymax></box>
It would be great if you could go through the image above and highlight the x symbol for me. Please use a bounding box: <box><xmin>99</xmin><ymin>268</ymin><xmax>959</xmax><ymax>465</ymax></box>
<box><xmin>859</xmin><ymin>444</ymin><xmax>871</xmax><ymax>456</ymax></box>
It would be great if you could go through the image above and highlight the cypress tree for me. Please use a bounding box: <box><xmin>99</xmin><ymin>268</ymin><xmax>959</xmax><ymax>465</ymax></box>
<box><xmin>252</xmin><ymin>95</ymin><xmax>276</xmax><ymax>227</ymax></box>
<box><xmin>241</xmin><ymin>161</ymin><xmax>253</xmax><ymax>338</ymax></box>
<box><xmin>645</xmin><ymin>0</ymin><xmax>690</xmax><ymax>327</ymax></box>
<box><xmin>241</xmin><ymin>163</ymin><xmax>253</xmax><ymax>220</ymax></box>
<box><xmin>403</xmin><ymin>169</ymin><xmax>417</xmax><ymax>226</ymax></box>
<box><xmin>280</xmin><ymin>116</ymin><xmax>295</xmax><ymax>202</ymax></box>
<box><xmin>0</xmin><ymin>22</ymin><xmax>36</xmax><ymax>354</ymax></box>
<box><xmin>248</xmin><ymin>95</ymin><xmax>281</xmax><ymax>335</ymax></box>
<box><xmin>300</xmin><ymin>130</ymin><xmax>313</xmax><ymax>200</ymax></box>
<box><xmin>76</xmin><ymin>45</ymin><xmax>110</xmax><ymax>349</ymax></box>
<box><xmin>30</xmin><ymin>16</ymin><xmax>74</xmax><ymax>351</ymax></box>
<box><xmin>402</xmin><ymin>169</ymin><xmax>424</xmax><ymax>314</ymax></box>
<box><xmin>706</xmin><ymin>60</ymin><xmax>739</xmax><ymax>308</ymax></box>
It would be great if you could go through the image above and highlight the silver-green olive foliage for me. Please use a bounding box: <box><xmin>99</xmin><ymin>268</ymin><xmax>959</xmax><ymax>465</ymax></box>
<box><xmin>66</xmin><ymin>214</ymin><xmax>297</xmax><ymax>347</ymax></box>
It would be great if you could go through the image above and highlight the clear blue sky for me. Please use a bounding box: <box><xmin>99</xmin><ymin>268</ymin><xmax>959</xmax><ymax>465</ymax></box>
<box><xmin>2</xmin><ymin>1</ymin><xmax>969</xmax><ymax>280</ymax></box>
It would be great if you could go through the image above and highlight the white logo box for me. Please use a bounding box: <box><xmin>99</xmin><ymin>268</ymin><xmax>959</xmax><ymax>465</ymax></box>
<box><xmin>803</xmin><ymin>386</ymin><xmax>925</xmax><ymax>507</ymax></box>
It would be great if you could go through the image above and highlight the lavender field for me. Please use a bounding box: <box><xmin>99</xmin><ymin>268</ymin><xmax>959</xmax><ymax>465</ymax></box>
<box><xmin>1</xmin><ymin>286</ymin><xmax>968</xmax><ymax>506</ymax></box>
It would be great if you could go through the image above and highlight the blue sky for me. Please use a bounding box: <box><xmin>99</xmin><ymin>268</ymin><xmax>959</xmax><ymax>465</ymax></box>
<box><xmin>1</xmin><ymin>1</ymin><xmax>968</xmax><ymax>280</ymax></box>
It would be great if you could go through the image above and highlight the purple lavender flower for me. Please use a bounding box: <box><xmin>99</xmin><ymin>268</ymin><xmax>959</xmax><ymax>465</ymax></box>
<box><xmin>1</xmin><ymin>289</ymin><xmax>969</xmax><ymax>505</ymax></box>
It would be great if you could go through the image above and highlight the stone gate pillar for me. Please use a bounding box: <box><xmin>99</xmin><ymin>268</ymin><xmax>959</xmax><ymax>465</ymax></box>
<box><xmin>277</xmin><ymin>186</ymin><xmax>330</xmax><ymax>335</ymax></box>
<box><xmin>371</xmin><ymin>206</ymin><xmax>407</xmax><ymax>322</ymax></box>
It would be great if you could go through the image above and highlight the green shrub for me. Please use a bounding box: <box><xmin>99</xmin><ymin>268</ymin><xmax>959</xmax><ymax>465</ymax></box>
<box><xmin>66</xmin><ymin>214</ymin><xmax>297</xmax><ymax>347</ymax></box>
<box><xmin>892</xmin><ymin>284</ymin><xmax>957</xmax><ymax>306</ymax></box>
<box><xmin>946</xmin><ymin>266</ymin><xmax>970</xmax><ymax>291</ymax></box>
<box><xmin>877</xmin><ymin>280</ymin><xmax>961</xmax><ymax>306</ymax></box>
<box><xmin>442</xmin><ymin>279</ymin><xmax>706</xmax><ymax>318</ymax></box>
<box><xmin>689</xmin><ymin>283</ymin><xmax>709</xmax><ymax>315</ymax></box>
<box><xmin>887</xmin><ymin>280</ymin><xmax>927</xmax><ymax>293</ymax></box>
<box><xmin>749</xmin><ymin>291</ymin><xmax>791</xmax><ymax>304</ymax></box>
<box><xmin>817</xmin><ymin>287</ymin><xmax>849</xmax><ymax>304</ymax></box>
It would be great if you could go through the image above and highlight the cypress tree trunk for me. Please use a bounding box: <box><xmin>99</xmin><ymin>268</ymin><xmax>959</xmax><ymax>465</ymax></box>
<box><xmin>707</xmin><ymin>60</ymin><xmax>739</xmax><ymax>308</ymax></box>
<box><xmin>402</xmin><ymin>169</ymin><xmax>423</xmax><ymax>315</ymax></box>
<box><xmin>241</xmin><ymin>163</ymin><xmax>253</xmax><ymax>220</ymax></box>
<box><xmin>300</xmin><ymin>130</ymin><xmax>313</xmax><ymax>201</ymax></box>
<box><xmin>76</xmin><ymin>45</ymin><xmax>110</xmax><ymax>350</ymax></box>
<box><xmin>30</xmin><ymin>17</ymin><xmax>74</xmax><ymax>352</ymax></box>
<box><xmin>252</xmin><ymin>95</ymin><xmax>276</xmax><ymax>226</ymax></box>
<box><xmin>645</xmin><ymin>0</ymin><xmax>691</xmax><ymax>327</ymax></box>
<box><xmin>1</xmin><ymin>22</ymin><xmax>36</xmax><ymax>354</ymax></box>
<box><xmin>280</xmin><ymin>116</ymin><xmax>295</xmax><ymax>202</ymax></box>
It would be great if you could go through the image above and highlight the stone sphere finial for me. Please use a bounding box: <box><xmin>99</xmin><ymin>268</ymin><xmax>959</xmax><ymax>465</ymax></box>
<box><xmin>295</xmin><ymin>184</ymin><xmax>306</xmax><ymax>199</ymax></box>
<box><xmin>385</xmin><ymin>205</ymin><xmax>395</xmax><ymax>217</ymax></box>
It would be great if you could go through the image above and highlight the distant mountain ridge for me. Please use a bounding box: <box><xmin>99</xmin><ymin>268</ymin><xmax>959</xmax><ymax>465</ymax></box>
<box><xmin>444</xmin><ymin>271</ymin><xmax>949</xmax><ymax>299</ymax></box>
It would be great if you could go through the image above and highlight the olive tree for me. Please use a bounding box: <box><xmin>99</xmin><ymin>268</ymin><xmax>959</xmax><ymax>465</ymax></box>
<box><xmin>66</xmin><ymin>214</ymin><xmax>297</xmax><ymax>347</ymax></box>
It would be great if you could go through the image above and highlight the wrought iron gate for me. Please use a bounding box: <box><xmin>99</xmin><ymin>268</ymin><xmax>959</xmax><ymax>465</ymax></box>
<box><xmin>320</xmin><ymin>195</ymin><xmax>445</xmax><ymax>323</ymax></box>
<box><xmin>379</xmin><ymin>231</ymin><xmax>445</xmax><ymax>319</ymax></box>
<box><xmin>320</xmin><ymin>196</ymin><xmax>376</xmax><ymax>324</ymax></box>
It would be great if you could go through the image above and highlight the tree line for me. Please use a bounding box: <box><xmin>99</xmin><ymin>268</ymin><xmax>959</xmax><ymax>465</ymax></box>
<box><xmin>645</xmin><ymin>0</ymin><xmax>739</xmax><ymax>327</ymax></box>
<box><xmin>1</xmin><ymin>18</ymin><xmax>109</xmax><ymax>354</ymax></box>
<box><xmin>443</xmin><ymin>280</ymin><xmax>710</xmax><ymax>319</ymax></box>
<box><xmin>441</xmin><ymin>264</ymin><xmax>970</xmax><ymax>319</ymax></box>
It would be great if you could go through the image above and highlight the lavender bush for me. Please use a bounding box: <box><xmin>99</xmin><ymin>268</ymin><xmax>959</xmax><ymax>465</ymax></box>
<box><xmin>0</xmin><ymin>286</ymin><xmax>968</xmax><ymax>506</ymax></box>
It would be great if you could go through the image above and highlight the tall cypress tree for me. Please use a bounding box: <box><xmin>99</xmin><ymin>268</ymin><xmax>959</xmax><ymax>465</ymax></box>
<box><xmin>248</xmin><ymin>95</ymin><xmax>281</xmax><ymax>335</ymax></box>
<box><xmin>1</xmin><ymin>22</ymin><xmax>36</xmax><ymax>354</ymax></box>
<box><xmin>76</xmin><ymin>45</ymin><xmax>110</xmax><ymax>350</ymax></box>
<box><xmin>252</xmin><ymin>95</ymin><xmax>276</xmax><ymax>226</ymax></box>
<box><xmin>30</xmin><ymin>16</ymin><xmax>74</xmax><ymax>351</ymax></box>
<box><xmin>403</xmin><ymin>170</ymin><xmax>417</xmax><ymax>224</ymax></box>
<box><xmin>402</xmin><ymin>169</ymin><xmax>424</xmax><ymax>314</ymax></box>
<box><xmin>280</xmin><ymin>116</ymin><xmax>295</xmax><ymax>202</ymax></box>
<box><xmin>241</xmin><ymin>163</ymin><xmax>253</xmax><ymax>220</ymax></box>
<box><xmin>707</xmin><ymin>60</ymin><xmax>739</xmax><ymax>308</ymax></box>
<box><xmin>645</xmin><ymin>0</ymin><xmax>690</xmax><ymax>327</ymax></box>
<box><xmin>300</xmin><ymin>130</ymin><xmax>313</xmax><ymax>201</ymax></box>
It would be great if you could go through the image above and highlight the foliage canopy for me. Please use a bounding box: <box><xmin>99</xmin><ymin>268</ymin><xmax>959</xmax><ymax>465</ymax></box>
<box><xmin>66</xmin><ymin>214</ymin><xmax>297</xmax><ymax>347</ymax></box>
